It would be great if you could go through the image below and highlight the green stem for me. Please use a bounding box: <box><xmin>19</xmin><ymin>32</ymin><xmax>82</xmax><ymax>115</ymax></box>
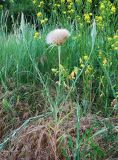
<box><xmin>58</xmin><ymin>46</ymin><xmax>61</xmax><ymax>86</ymax></box>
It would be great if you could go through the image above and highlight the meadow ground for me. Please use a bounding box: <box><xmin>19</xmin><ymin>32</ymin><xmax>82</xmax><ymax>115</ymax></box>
<box><xmin>0</xmin><ymin>0</ymin><xmax>118</xmax><ymax>159</ymax></box>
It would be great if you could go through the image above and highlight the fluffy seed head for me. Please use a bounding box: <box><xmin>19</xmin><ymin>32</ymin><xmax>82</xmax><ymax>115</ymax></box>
<box><xmin>46</xmin><ymin>28</ymin><xmax>70</xmax><ymax>45</ymax></box>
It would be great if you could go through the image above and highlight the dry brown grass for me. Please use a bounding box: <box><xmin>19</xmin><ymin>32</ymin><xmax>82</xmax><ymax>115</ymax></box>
<box><xmin>0</xmin><ymin>83</ymin><xmax>118</xmax><ymax>160</ymax></box>
<box><xmin>0</xmin><ymin>83</ymin><xmax>46</xmax><ymax>141</ymax></box>
<box><xmin>0</xmin><ymin>111</ymin><xmax>98</xmax><ymax>160</ymax></box>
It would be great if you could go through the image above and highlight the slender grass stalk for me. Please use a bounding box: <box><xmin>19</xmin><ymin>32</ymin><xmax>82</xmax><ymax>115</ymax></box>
<box><xmin>76</xmin><ymin>103</ymin><xmax>80</xmax><ymax>160</ymax></box>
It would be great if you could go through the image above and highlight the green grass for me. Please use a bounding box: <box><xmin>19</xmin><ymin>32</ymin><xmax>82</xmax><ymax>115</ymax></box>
<box><xmin>0</xmin><ymin>18</ymin><xmax>117</xmax><ymax>113</ymax></box>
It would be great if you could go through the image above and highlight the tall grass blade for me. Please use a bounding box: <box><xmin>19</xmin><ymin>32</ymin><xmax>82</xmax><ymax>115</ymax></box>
<box><xmin>91</xmin><ymin>19</ymin><xmax>97</xmax><ymax>51</ymax></box>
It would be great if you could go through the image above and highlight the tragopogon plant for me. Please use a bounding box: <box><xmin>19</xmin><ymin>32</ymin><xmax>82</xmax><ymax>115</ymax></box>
<box><xmin>46</xmin><ymin>28</ymin><xmax>70</xmax><ymax>86</ymax></box>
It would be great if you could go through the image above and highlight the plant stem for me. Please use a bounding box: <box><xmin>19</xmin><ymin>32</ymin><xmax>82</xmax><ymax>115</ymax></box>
<box><xmin>58</xmin><ymin>46</ymin><xmax>61</xmax><ymax>86</ymax></box>
<box><xmin>76</xmin><ymin>103</ymin><xmax>80</xmax><ymax>160</ymax></box>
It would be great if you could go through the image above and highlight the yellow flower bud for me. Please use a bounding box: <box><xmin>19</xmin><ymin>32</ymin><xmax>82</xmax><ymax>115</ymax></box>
<box><xmin>111</xmin><ymin>5</ymin><xmax>116</xmax><ymax>14</ymax></box>
<box><xmin>37</xmin><ymin>12</ymin><xmax>42</xmax><ymax>17</ymax></box>
<box><xmin>34</xmin><ymin>32</ymin><xmax>40</xmax><ymax>39</ymax></box>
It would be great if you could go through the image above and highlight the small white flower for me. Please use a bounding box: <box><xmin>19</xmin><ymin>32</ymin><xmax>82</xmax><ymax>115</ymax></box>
<box><xmin>46</xmin><ymin>28</ymin><xmax>70</xmax><ymax>45</ymax></box>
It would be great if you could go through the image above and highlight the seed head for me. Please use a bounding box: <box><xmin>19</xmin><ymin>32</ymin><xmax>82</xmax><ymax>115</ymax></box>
<box><xmin>46</xmin><ymin>29</ymin><xmax>70</xmax><ymax>45</ymax></box>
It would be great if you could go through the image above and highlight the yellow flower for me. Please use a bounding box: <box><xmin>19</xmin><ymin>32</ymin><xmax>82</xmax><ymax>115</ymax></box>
<box><xmin>87</xmin><ymin>0</ymin><xmax>92</xmax><ymax>3</ymax></box>
<box><xmin>113</xmin><ymin>47</ymin><xmax>118</xmax><ymax>51</ymax></box>
<box><xmin>70</xmin><ymin>2</ymin><xmax>73</xmax><ymax>6</ymax></box>
<box><xmin>113</xmin><ymin>35</ymin><xmax>118</xmax><ymax>39</ymax></box>
<box><xmin>69</xmin><ymin>67</ymin><xmax>79</xmax><ymax>80</ymax></box>
<box><xmin>67</xmin><ymin>0</ymin><xmax>72</xmax><ymax>3</ymax></box>
<box><xmin>61</xmin><ymin>0</ymin><xmax>65</xmax><ymax>3</ymax></box>
<box><xmin>40</xmin><ymin>18</ymin><xmax>48</xmax><ymax>25</ymax></box>
<box><xmin>83</xmin><ymin>55</ymin><xmax>89</xmax><ymax>61</ymax></box>
<box><xmin>63</xmin><ymin>11</ymin><xmax>66</xmax><ymax>14</ymax></box>
<box><xmin>40</xmin><ymin>1</ymin><xmax>44</xmax><ymax>6</ymax></box>
<box><xmin>80</xmin><ymin>64</ymin><xmax>84</xmax><ymax>68</ymax></box>
<box><xmin>85</xmin><ymin>65</ymin><xmax>93</xmax><ymax>74</ymax></box>
<box><xmin>95</xmin><ymin>16</ymin><xmax>103</xmax><ymax>22</ymax></box>
<box><xmin>70</xmin><ymin>9</ymin><xmax>74</xmax><ymax>14</ymax></box>
<box><xmin>69</xmin><ymin>71</ymin><xmax>75</xmax><ymax>79</ymax></box>
<box><xmin>100</xmin><ymin>3</ymin><xmax>105</xmax><ymax>10</ymax></box>
<box><xmin>40</xmin><ymin>20</ymin><xmax>45</xmax><ymax>25</ymax></box>
<box><xmin>111</xmin><ymin>5</ymin><xmax>116</xmax><ymax>14</ymax></box>
<box><xmin>84</xmin><ymin>13</ymin><xmax>91</xmax><ymax>23</ymax></box>
<box><xmin>95</xmin><ymin>16</ymin><xmax>103</xmax><ymax>29</ymax></box>
<box><xmin>57</xmin><ymin>4</ymin><xmax>61</xmax><ymax>7</ymax></box>
<box><xmin>32</xmin><ymin>0</ymin><xmax>36</xmax><ymax>4</ymax></box>
<box><xmin>107</xmin><ymin>37</ymin><xmax>112</xmax><ymax>42</ymax></box>
<box><xmin>34</xmin><ymin>32</ymin><xmax>40</xmax><ymax>39</ymax></box>
<box><xmin>68</xmin><ymin>5</ymin><xmax>72</xmax><ymax>9</ymax></box>
<box><xmin>111</xmin><ymin>44</ymin><xmax>115</xmax><ymax>48</ymax></box>
<box><xmin>37</xmin><ymin>12</ymin><xmax>42</xmax><ymax>17</ymax></box>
